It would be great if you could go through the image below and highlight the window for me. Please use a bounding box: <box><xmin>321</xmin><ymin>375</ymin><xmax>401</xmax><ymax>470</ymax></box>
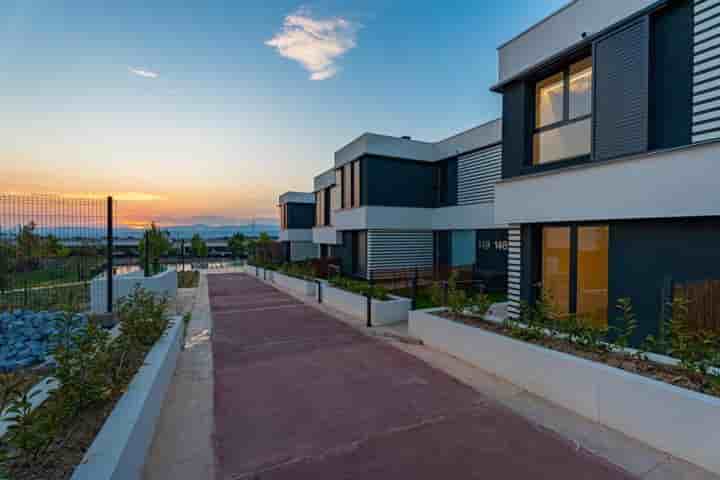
<box><xmin>343</xmin><ymin>164</ymin><xmax>352</xmax><ymax>208</ymax></box>
<box><xmin>540</xmin><ymin>224</ymin><xmax>608</xmax><ymax>327</ymax></box>
<box><xmin>352</xmin><ymin>160</ymin><xmax>360</xmax><ymax>207</ymax></box>
<box><xmin>317</xmin><ymin>192</ymin><xmax>328</xmax><ymax>227</ymax></box>
<box><xmin>434</xmin><ymin>162</ymin><xmax>449</xmax><ymax>206</ymax></box>
<box><xmin>280</xmin><ymin>205</ymin><xmax>287</xmax><ymax>230</ymax></box>
<box><xmin>542</xmin><ymin>227</ymin><xmax>571</xmax><ymax>315</ymax></box>
<box><xmin>336</xmin><ymin>169</ymin><xmax>344</xmax><ymax>209</ymax></box>
<box><xmin>323</xmin><ymin>188</ymin><xmax>331</xmax><ymax>226</ymax></box>
<box><xmin>576</xmin><ymin>226</ymin><xmax>609</xmax><ymax>328</ymax></box>
<box><xmin>331</xmin><ymin>184</ymin><xmax>341</xmax><ymax>211</ymax></box>
<box><xmin>533</xmin><ymin>57</ymin><xmax>593</xmax><ymax>165</ymax></box>
<box><xmin>339</xmin><ymin>161</ymin><xmax>361</xmax><ymax>209</ymax></box>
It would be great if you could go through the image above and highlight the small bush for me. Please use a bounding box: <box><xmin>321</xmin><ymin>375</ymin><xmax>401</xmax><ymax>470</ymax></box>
<box><xmin>0</xmin><ymin>287</ymin><xmax>169</xmax><ymax>475</ymax></box>
<box><xmin>328</xmin><ymin>276</ymin><xmax>390</xmax><ymax>301</ymax></box>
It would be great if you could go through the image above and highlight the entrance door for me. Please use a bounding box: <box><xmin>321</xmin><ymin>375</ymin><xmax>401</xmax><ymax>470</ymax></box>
<box><xmin>541</xmin><ymin>225</ymin><xmax>608</xmax><ymax>327</ymax></box>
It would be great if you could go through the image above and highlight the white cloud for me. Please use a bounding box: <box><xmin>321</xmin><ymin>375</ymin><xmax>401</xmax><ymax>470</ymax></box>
<box><xmin>129</xmin><ymin>67</ymin><xmax>159</xmax><ymax>79</ymax></box>
<box><xmin>265</xmin><ymin>9</ymin><xmax>358</xmax><ymax>80</ymax></box>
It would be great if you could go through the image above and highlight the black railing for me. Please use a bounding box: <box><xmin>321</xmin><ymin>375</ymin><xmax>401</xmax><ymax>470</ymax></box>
<box><xmin>0</xmin><ymin>194</ymin><xmax>116</xmax><ymax>312</ymax></box>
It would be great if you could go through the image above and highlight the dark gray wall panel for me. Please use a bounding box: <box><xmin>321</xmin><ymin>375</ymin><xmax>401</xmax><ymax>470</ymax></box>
<box><xmin>650</xmin><ymin>0</ymin><xmax>692</xmax><ymax>150</ymax></box>
<box><xmin>286</xmin><ymin>203</ymin><xmax>315</xmax><ymax>229</ymax></box>
<box><xmin>609</xmin><ymin>217</ymin><xmax>720</xmax><ymax>345</ymax></box>
<box><xmin>501</xmin><ymin>81</ymin><xmax>531</xmax><ymax>179</ymax></box>
<box><xmin>364</xmin><ymin>155</ymin><xmax>436</xmax><ymax>208</ymax></box>
<box><xmin>593</xmin><ymin>19</ymin><xmax>650</xmax><ymax>161</ymax></box>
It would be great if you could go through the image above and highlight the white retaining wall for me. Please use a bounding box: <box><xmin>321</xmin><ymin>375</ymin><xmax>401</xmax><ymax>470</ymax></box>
<box><xmin>91</xmin><ymin>270</ymin><xmax>178</xmax><ymax>314</ymax></box>
<box><xmin>322</xmin><ymin>285</ymin><xmax>411</xmax><ymax>326</ymax></box>
<box><xmin>247</xmin><ymin>266</ymin><xmax>411</xmax><ymax>326</ymax></box>
<box><xmin>72</xmin><ymin>316</ymin><xmax>184</xmax><ymax>480</ymax></box>
<box><xmin>409</xmin><ymin>309</ymin><xmax>720</xmax><ymax>476</ymax></box>
<box><xmin>271</xmin><ymin>271</ymin><xmax>318</xmax><ymax>297</ymax></box>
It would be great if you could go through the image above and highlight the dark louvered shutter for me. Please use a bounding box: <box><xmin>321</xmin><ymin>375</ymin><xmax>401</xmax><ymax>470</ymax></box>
<box><xmin>593</xmin><ymin>18</ymin><xmax>650</xmax><ymax>161</ymax></box>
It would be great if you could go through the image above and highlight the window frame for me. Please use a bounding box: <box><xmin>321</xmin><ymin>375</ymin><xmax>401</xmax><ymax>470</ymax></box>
<box><xmin>532</xmin><ymin>56</ymin><xmax>593</xmax><ymax>166</ymax></box>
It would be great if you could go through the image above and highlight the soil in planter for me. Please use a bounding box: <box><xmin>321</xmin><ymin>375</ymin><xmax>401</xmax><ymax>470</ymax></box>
<box><xmin>1</xmin><ymin>343</ymin><xmax>154</xmax><ymax>479</ymax></box>
<box><xmin>439</xmin><ymin>312</ymin><xmax>720</xmax><ymax>399</ymax></box>
<box><xmin>177</xmin><ymin>270</ymin><xmax>200</xmax><ymax>288</ymax></box>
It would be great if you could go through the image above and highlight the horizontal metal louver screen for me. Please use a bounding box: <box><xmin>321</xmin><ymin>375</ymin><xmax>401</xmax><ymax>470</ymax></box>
<box><xmin>692</xmin><ymin>0</ymin><xmax>720</xmax><ymax>142</ymax></box>
<box><xmin>367</xmin><ymin>230</ymin><xmax>434</xmax><ymax>273</ymax></box>
<box><xmin>593</xmin><ymin>19</ymin><xmax>649</xmax><ymax>161</ymax></box>
<box><xmin>457</xmin><ymin>144</ymin><xmax>502</xmax><ymax>205</ymax></box>
<box><xmin>507</xmin><ymin>226</ymin><xmax>521</xmax><ymax>319</ymax></box>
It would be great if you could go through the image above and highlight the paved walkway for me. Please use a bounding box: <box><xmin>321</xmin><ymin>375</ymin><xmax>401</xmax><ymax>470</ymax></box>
<box><xmin>209</xmin><ymin>273</ymin><xmax>633</xmax><ymax>480</ymax></box>
<box><xmin>144</xmin><ymin>280</ymin><xmax>216</xmax><ymax>480</ymax></box>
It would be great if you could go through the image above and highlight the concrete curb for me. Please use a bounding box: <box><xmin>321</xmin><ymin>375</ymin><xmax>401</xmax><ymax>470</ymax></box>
<box><xmin>71</xmin><ymin>315</ymin><xmax>184</xmax><ymax>480</ymax></box>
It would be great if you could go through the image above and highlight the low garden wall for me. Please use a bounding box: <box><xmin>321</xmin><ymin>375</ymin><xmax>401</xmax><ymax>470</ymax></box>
<box><xmin>322</xmin><ymin>284</ymin><xmax>411</xmax><ymax>326</ymax></box>
<box><xmin>409</xmin><ymin>309</ymin><xmax>720</xmax><ymax>476</ymax></box>
<box><xmin>247</xmin><ymin>266</ymin><xmax>411</xmax><ymax>326</ymax></box>
<box><xmin>90</xmin><ymin>270</ymin><xmax>178</xmax><ymax>314</ymax></box>
<box><xmin>271</xmin><ymin>271</ymin><xmax>317</xmax><ymax>297</ymax></box>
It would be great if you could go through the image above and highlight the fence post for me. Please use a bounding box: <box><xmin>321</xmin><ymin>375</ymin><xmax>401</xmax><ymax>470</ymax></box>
<box><xmin>366</xmin><ymin>276</ymin><xmax>373</xmax><ymax>328</ymax></box>
<box><xmin>24</xmin><ymin>280</ymin><xmax>28</xmax><ymax>307</ymax></box>
<box><xmin>106</xmin><ymin>196</ymin><xmax>114</xmax><ymax>314</ymax></box>
<box><xmin>317</xmin><ymin>280</ymin><xmax>322</xmax><ymax>303</ymax></box>
<box><xmin>411</xmin><ymin>268</ymin><xmax>419</xmax><ymax>310</ymax></box>
<box><xmin>443</xmin><ymin>281</ymin><xmax>449</xmax><ymax>306</ymax></box>
<box><xmin>181</xmin><ymin>239</ymin><xmax>185</xmax><ymax>272</ymax></box>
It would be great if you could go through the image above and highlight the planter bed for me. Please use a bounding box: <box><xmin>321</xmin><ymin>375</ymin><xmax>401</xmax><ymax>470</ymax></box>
<box><xmin>321</xmin><ymin>284</ymin><xmax>410</xmax><ymax>326</ymax></box>
<box><xmin>271</xmin><ymin>272</ymin><xmax>317</xmax><ymax>297</ymax></box>
<box><xmin>409</xmin><ymin>308</ymin><xmax>720</xmax><ymax>475</ymax></box>
<box><xmin>90</xmin><ymin>270</ymin><xmax>178</xmax><ymax>314</ymax></box>
<box><xmin>1</xmin><ymin>315</ymin><xmax>183</xmax><ymax>480</ymax></box>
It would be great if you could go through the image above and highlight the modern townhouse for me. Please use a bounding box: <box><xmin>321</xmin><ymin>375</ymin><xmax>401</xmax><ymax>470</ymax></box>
<box><xmin>314</xmin><ymin>119</ymin><xmax>508</xmax><ymax>291</ymax></box>
<box><xmin>278</xmin><ymin>191</ymin><xmax>318</xmax><ymax>262</ymax></box>
<box><xmin>492</xmin><ymin>0</ymin><xmax>720</xmax><ymax>342</ymax></box>
<box><xmin>312</xmin><ymin>167</ymin><xmax>344</xmax><ymax>259</ymax></box>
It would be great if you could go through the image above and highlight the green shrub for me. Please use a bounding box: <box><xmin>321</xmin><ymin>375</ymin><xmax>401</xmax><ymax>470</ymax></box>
<box><xmin>328</xmin><ymin>276</ymin><xmax>389</xmax><ymax>301</ymax></box>
<box><xmin>0</xmin><ymin>287</ymin><xmax>169</xmax><ymax>472</ymax></box>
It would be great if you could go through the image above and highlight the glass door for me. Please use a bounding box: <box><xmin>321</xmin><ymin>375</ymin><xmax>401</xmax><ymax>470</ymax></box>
<box><xmin>541</xmin><ymin>225</ymin><xmax>608</xmax><ymax>327</ymax></box>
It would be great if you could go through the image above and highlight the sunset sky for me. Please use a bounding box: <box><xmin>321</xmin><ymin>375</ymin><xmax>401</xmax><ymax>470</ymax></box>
<box><xmin>2</xmin><ymin>0</ymin><xmax>567</xmax><ymax>226</ymax></box>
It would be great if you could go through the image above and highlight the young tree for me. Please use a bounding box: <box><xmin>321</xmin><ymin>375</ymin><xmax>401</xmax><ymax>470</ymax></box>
<box><xmin>138</xmin><ymin>222</ymin><xmax>172</xmax><ymax>273</ymax></box>
<box><xmin>190</xmin><ymin>233</ymin><xmax>209</xmax><ymax>258</ymax></box>
<box><xmin>0</xmin><ymin>241</ymin><xmax>13</xmax><ymax>290</ymax></box>
<box><xmin>16</xmin><ymin>222</ymin><xmax>41</xmax><ymax>270</ymax></box>
<box><xmin>228</xmin><ymin>233</ymin><xmax>246</xmax><ymax>258</ymax></box>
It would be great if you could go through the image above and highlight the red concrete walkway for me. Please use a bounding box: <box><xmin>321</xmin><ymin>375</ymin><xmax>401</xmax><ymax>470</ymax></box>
<box><xmin>209</xmin><ymin>274</ymin><xmax>634</xmax><ymax>480</ymax></box>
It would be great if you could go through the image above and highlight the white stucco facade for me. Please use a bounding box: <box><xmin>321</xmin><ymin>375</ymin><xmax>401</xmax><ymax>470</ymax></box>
<box><xmin>496</xmin><ymin>0</ymin><xmax>657</xmax><ymax>85</ymax></box>
<box><xmin>279</xmin><ymin>229</ymin><xmax>313</xmax><ymax>242</ymax></box>
<box><xmin>495</xmin><ymin>142</ymin><xmax>720</xmax><ymax>225</ymax></box>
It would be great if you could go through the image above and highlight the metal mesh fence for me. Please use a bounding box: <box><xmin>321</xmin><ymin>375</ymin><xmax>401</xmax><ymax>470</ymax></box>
<box><xmin>0</xmin><ymin>194</ymin><xmax>112</xmax><ymax>311</ymax></box>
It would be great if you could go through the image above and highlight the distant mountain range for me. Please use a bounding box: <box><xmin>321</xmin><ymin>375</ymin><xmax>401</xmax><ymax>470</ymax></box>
<box><xmin>0</xmin><ymin>224</ymin><xmax>280</xmax><ymax>240</ymax></box>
